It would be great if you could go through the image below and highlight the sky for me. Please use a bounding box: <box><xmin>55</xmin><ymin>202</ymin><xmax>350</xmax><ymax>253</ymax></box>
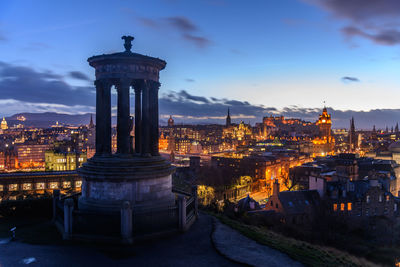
<box><xmin>0</xmin><ymin>0</ymin><xmax>399</xmax><ymax>128</ymax></box>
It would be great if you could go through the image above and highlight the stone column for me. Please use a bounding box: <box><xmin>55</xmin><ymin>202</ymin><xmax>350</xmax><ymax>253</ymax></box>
<box><xmin>178</xmin><ymin>195</ymin><xmax>187</xmax><ymax>231</ymax></box>
<box><xmin>95</xmin><ymin>80</ymin><xmax>112</xmax><ymax>156</ymax></box>
<box><xmin>149</xmin><ymin>81</ymin><xmax>160</xmax><ymax>156</ymax></box>
<box><xmin>121</xmin><ymin>201</ymin><xmax>133</xmax><ymax>244</ymax></box>
<box><xmin>116</xmin><ymin>79</ymin><xmax>131</xmax><ymax>155</ymax></box>
<box><xmin>63</xmin><ymin>198</ymin><xmax>74</xmax><ymax>240</ymax></box>
<box><xmin>141</xmin><ymin>80</ymin><xmax>151</xmax><ymax>157</ymax></box>
<box><xmin>133</xmin><ymin>82</ymin><xmax>142</xmax><ymax>155</ymax></box>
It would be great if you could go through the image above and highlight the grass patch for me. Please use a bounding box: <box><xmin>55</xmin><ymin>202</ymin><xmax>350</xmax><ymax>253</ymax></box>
<box><xmin>211</xmin><ymin>212</ymin><xmax>380</xmax><ymax>267</ymax></box>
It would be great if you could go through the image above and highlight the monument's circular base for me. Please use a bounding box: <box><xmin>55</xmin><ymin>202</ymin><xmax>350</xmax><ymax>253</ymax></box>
<box><xmin>77</xmin><ymin>155</ymin><xmax>175</xmax><ymax>213</ymax></box>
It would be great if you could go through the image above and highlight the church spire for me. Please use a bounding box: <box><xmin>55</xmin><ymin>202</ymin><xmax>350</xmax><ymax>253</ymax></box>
<box><xmin>226</xmin><ymin>107</ymin><xmax>231</xmax><ymax>127</ymax></box>
<box><xmin>89</xmin><ymin>114</ymin><xmax>94</xmax><ymax>128</ymax></box>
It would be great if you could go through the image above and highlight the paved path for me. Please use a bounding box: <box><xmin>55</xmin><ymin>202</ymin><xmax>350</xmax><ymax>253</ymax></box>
<box><xmin>0</xmin><ymin>214</ymin><xmax>242</xmax><ymax>267</ymax></box>
<box><xmin>212</xmin><ymin>218</ymin><xmax>304</xmax><ymax>267</ymax></box>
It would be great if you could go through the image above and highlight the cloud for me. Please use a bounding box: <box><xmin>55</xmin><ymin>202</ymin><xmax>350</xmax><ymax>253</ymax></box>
<box><xmin>185</xmin><ymin>78</ymin><xmax>195</xmax><ymax>82</ymax></box>
<box><xmin>182</xmin><ymin>33</ymin><xmax>212</xmax><ymax>48</ymax></box>
<box><xmin>342</xmin><ymin>26</ymin><xmax>400</xmax><ymax>46</ymax></box>
<box><xmin>303</xmin><ymin>0</ymin><xmax>400</xmax><ymax>46</ymax></box>
<box><xmin>165</xmin><ymin>16</ymin><xmax>197</xmax><ymax>32</ymax></box>
<box><xmin>68</xmin><ymin>71</ymin><xmax>91</xmax><ymax>81</ymax></box>
<box><xmin>137</xmin><ymin>17</ymin><xmax>159</xmax><ymax>28</ymax></box>
<box><xmin>136</xmin><ymin>15</ymin><xmax>212</xmax><ymax>48</ymax></box>
<box><xmin>309</xmin><ymin>0</ymin><xmax>400</xmax><ymax>21</ymax></box>
<box><xmin>0</xmin><ymin>67</ymin><xmax>398</xmax><ymax>130</ymax></box>
<box><xmin>158</xmin><ymin>90</ymin><xmax>400</xmax><ymax>129</ymax></box>
<box><xmin>0</xmin><ymin>61</ymin><xmax>95</xmax><ymax>107</ymax></box>
<box><xmin>341</xmin><ymin>76</ymin><xmax>360</xmax><ymax>83</ymax></box>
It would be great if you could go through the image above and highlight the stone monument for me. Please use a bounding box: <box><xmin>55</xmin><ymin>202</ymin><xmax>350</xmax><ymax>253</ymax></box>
<box><xmin>78</xmin><ymin>36</ymin><xmax>175</xmax><ymax>213</ymax></box>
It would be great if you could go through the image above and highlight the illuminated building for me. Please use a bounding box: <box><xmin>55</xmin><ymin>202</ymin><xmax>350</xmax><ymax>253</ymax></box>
<box><xmin>158</xmin><ymin>132</ymin><xmax>169</xmax><ymax>151</ymax></box>
<box><xmin>16</xmin><ymin>115</ymin><xmax>26</xmax><ymax>121</ymax></box>
<box><xmin>45</xmin><ymin>151</ymin><xmax>87</xmax><ymax>171</ymax></box>
<box><xmin>168</xmin><ymin>115</ymin><xmax>174</xmax><ymax>127</ymax></box>
<box><xmin>1</xmin><ymin>117</ymin><xmax>8</xmax><ymax>130</ymax></box>
<box><xmin>317</xmin><ymin>107</ymin><xmax>331</xmax><ymax>138</ymax></box>
<box><xmin>14</xmin><ymin>144</ymin><xmax>49</xmax><ymax>169</ymax></box>
<box><xmin>312</xmin><ymin>107</ymin><xmax>335</xmax><ymax>156</ymax></box>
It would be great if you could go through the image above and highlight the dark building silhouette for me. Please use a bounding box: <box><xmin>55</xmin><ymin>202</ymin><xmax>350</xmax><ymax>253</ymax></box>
<box><xmin>226</xmin><ymin>108</ymin><xmax>231</xmax><ymax>127</ymax></box>
<box><xmin>349</xmin><ymin>117</ymin><xmax>356</xmax><ymax>152</ymax></box>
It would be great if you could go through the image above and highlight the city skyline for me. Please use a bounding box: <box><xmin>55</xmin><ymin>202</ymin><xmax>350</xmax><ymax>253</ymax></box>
<box><xmin>0</xmin><ymin>0</ymin><xmax>399</xmax><ymax>127</ymax></box>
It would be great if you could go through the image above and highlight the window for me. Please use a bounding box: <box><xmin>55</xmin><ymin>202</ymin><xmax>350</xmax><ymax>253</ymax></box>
<box><xmin>270</xmin><ymin>200</ymin><xmax>273</xmax><ymax>206</ymax></box>
<box><xmin>395</xmin><ymin>203</ymin><xmax>398</xmax><ymax>212</ymax></box>
<box><xmin>305</xmin><ymin>200</ymin><xmax>309</xmax><ymax>205</ymax></box>
<box><xmin>49</xmin><ymin>182</ymin><xmax>58</xmax><ymax>189</ymax></box>
<box><xmin>340</xmin><ymin>203</ymin><xmax>345</xmax><ymax>211</ymax></box>
<box><xmin>333</xmin><ymin>203</ymin><xmax>337</xmax><ymax>211</ymax></box>
<box><xmin>288</xmin><ymin>201</ymin><xmax>293</xmax><ymax>207</ymax></box>
<box><xmin>75</xmin><ymin>181</ymin><xmax>82</xmax><ymax>188</ymax></box>
<box><xmin>347</xmin><ymin>202</ymin><xmax>352</xmax><ymax>211</ymax></box>
<box><xmin>63</xmin><ymin>181</ymin><xmax>71</xmax><ymax>189</ymax></box>
<box><xmin>275</xmin><ymin>203</ymin><xmax>279</xmax><ymax>209</ymax></box>
<box><xmin>0</xmin><ymin>185</ymin><xmax>3</xmax><ymax>191</ymax></box>
<box><xmin>379</xmin><ymin>195</ymin><xmax>383</xmax><ymax>202</ymax></box>
<box><xmin>36</xmin><ymin>183</ymin><xmax>45</xmax><ymax>190</ymax></box>
<box><xmin>9</xmin><ymin>184</ymin><xmax>18</xmax><ymax>191</ymax></box>
<box><xmin>366</xmin><ymin>195</ymin><xmax>370</xmax><ymax>203</ymax></box>
<box><xmin>386</xmin><ymin>195</ymin><xmax>390</xmax><ymax>202</ymax></box>
<box><xmin>22</xmin><ymin>183</ymin><xmax>32</xmax><ymax>190</ymax></box>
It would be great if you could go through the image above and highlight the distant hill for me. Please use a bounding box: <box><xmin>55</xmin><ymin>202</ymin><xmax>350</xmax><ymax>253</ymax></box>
<box><xmin>5</xmin><ymin>112</ymin><xmax>95</xmax><ymax>128</ymax></box>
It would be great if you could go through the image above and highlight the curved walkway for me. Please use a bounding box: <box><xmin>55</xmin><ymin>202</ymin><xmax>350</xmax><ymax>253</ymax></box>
<box><xmin>212</xmin><ymin>218</ymin><xmax>304</xmax><ymax>267</ymax></box>
<box><xmin>0</xmin><ymin>214</ymin><xmax>241</xmax><ymax>267</ymax></box>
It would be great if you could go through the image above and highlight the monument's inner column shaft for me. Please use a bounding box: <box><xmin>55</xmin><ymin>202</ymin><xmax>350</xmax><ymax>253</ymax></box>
<box><xmin>116</xmin><ymin>79</ymin><xmax>131</xmax><ymax>155</ymax></box>
<box><xmin>93</xmin><ymin>79</ymin><xmax>161</xmax><ymax>157</ymax></box>
<box><xmin>134</xmin><ymin>84</ymin><xmax>142</xmax><ymax>154</ymax></box>
<box><xmin>95</xmin><ymin>80</ymin><xmax>112</xmax><ymax>156</ymax></box>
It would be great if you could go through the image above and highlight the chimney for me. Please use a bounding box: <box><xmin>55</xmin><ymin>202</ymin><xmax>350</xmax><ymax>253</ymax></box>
<box><xmin>273</xmin><ymin>179</ymin><xmax>280</xmax><ymax>196</ymax></box>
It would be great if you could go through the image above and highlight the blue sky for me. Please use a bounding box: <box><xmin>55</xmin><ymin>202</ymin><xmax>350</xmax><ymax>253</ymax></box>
<box><xmin>0</xmin><ymin>0</ymin><xmax>399</xmax><ymax>128</ymax></box>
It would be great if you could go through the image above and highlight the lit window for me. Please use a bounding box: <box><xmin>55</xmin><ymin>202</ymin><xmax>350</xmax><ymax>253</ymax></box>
<box><xmin>340</xmin><ymin>203</ymin><xmax>345</xmax><ymax>211</ymax></box>
<box><xmin>379</xmin><ymin>195</ymin><xmax>383</xmax><ymax>202</ymax></box>
<box><xmin>333</xmin><ymin>204</ymin><xmax>337</xmax><ymax>211</ymax></box>
<box><xmin>0</xmin><ymin>185</ymin><xmax>3</xmax><ymax>191</ymax></box>
<box><xmin>49</xmin><ymin>182</ymin><xmax>58</xmax><ymax>189</ymax></box>
<box><xmin>386</xmin><ymin>195</ymin><xmax>390</xmax><ymax>202</ymax></box>
<box><xmin>36</xmin><ymin>183</ymin><xmax>45</xmax><ymax>190</ymax></box>
<box><xmin>63</xmin><ymin>181</ymin><xmax>71</xmax><ymax>189</ymax></box>
<box><xmin>75</xmin><ymin>180</ymin><xmax>82</xmax><ymax>188</ymax></box>
<box><xmin>347</xmin><ymin>202</ymin><xmax>352</xmax><ymax>211</ymax></box>
<box><xmin>22</xmin><ymin>183</ymin><xmax>32</xmax><ymax>190</ymax></box>
<box><xmin>366</xmin><ymin>195</ymin><xmax>370</xmax><ymax>203</ymax></box>
<box><xmin>9</xmin><ymin>184</ymin><xmax>18</xmax><ymax>191</ymax></box>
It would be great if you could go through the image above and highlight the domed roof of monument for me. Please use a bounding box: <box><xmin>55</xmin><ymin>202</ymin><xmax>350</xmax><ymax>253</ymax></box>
<box><xmin>388</xmin><ymin>141</ymin><xmax>400</xmax><ymax>153</ymax></box>
<box><xmin>87</xmin><ymin>35</ymin><xmax>166</xmax><ymax>69</ymax></box>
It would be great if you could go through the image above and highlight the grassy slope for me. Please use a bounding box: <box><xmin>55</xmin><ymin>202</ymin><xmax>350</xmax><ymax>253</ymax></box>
<box><xmin>212</xmin><ymin>213</ymin><xmax>381</xmax><ymax>267</ymax></box>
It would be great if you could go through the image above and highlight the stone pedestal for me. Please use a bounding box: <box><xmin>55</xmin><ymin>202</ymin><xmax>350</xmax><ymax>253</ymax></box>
<box><xmin>78</xmin><ymin>156</ymin><xmax>175</xmax><ymax>212</ymax></box>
